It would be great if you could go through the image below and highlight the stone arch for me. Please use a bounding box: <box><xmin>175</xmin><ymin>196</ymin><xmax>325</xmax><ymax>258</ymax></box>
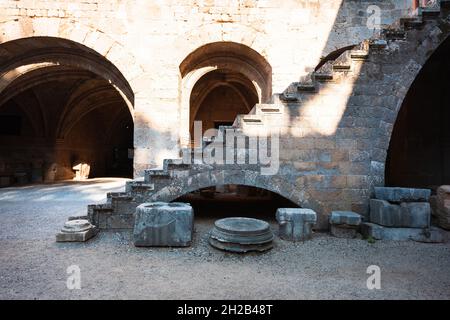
<box><xmin>0</xmin><ymin>19</ymin><xmax>144</xmax><ymax>89</ymax></box>
<box><xmin>358</xmin><ymin>20</ymin><xmax>450</xmax><ymax>188</ymax></box>
<box><xmin>0</xmin><ymin>34</ymin><xmax>140</xmax><ymax>181</ymax></box>
<box><xmin>0</xmin><ymin>36</ymin><xmax>136</xmax><ymax>116</ymax></box>
<box><xmin>178</xmin><ymin>41</ymin><xmax>272</xmax><ymax>146</ymax></box>
<box><xmin>147</xmin><ymin>168</ymin><xmax>308</xmax><ymax>209</ymax></box>
<box><xmin>385</xmin><ymin>33</ymin><xmax>450</xmax><ymax>188</ymax></box>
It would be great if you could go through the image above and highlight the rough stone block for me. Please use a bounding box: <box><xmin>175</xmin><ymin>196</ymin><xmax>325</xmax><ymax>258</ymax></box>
<box><xmin>330</xmin><ymin>225</ymin><xmax>358</xmax><ymax>239</ymax></box>
<box><xmin>56</xmin><ymin>219</ymin><xmax>98</xmax><ymax>242</ymax></box>
<box><xmin>361</xmin><ymin>223</ymin><xmax>446</xmax><ymax>243</ymax></box>
<box><xmin>370</xmin><ymin>199</ymin><xmax>430</xmax><ymax>228</ymax></box>
<box><xmin>435</xmin><ymin>185</ymin><xmax>450</xmax><ymax>230</ymax></box>
<box><xmin>133</xmin><ymin>202</ymin><xmax>193</xmax><ymax>247</ymax></box>
<box><xmin>374</xmin><ymin>187</ymin><xmax>431</xmax><ymax>203</ymax></box>
<box><xmin>370</xmin><ymin>199</ymin><xmax>401</xmax><ymax>226</ymax></box>
<box><xmin>276</xmin><ymin>208</ymin><xmax>317</xmax><ymax>241</ymax></box>
<box><xmin>400</xmin><ymin>202</ymin><xmax>431</xmax><ymax>228</ymax></box>
<box><xmin>329</xmin><ymin>211</ymin><xmax>362</xmax><ymax>226</ymax></box>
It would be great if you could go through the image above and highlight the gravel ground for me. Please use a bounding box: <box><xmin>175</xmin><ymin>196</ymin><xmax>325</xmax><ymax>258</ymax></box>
<box><xmin>0</xmin><ymin>178</ymin><xmax>449</xmax><ymax>300</ymax></box>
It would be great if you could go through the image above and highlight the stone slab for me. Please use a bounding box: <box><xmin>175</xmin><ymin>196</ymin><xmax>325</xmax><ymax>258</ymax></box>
<box><xmin>370</xmin><ymin>199</ymin><xmax>430</xmax><ymax>228</ymax></box>
<box><xmin>361</xmin><ymin>223</ymin><xmax>446</xmax><ymax>243</ymax></box>
<box><xmin>56</xmin><ymin>227</ymin><xmax>98</xmax><ymax>242</ymax></box>
<box><xmin>210</xmin><ymin>217</ymin><xmax>273</xmax><ymax>245</ymax></box>
<box><xmin>276</xmin><ymin>208</ymin><xmax>317</xmax><ymax>241</ymax></box>
<box><xmin>374</xmin><ymin>187</ymin><xmax>431</xmax><ymax>203</ymax></box>
<box><xmin>329</xmin><ymin>211</ymin><xmax>362</xmax><ymax>226</ymax></box>
<box><xmin>133</xmin><ymin>202</ymin><xmax>193</xmax><ymax>247</ymax></box>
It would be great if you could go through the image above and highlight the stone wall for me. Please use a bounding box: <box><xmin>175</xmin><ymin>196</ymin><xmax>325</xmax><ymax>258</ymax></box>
<box><xmin>4</xmin><ymin>1</ymin><xmax>449</xmax><ymax>228</ymax></box>
<box><xmin>0</xmin><ymin>0</ymin><xmax>414</xmax><ymax>176</ymax></box>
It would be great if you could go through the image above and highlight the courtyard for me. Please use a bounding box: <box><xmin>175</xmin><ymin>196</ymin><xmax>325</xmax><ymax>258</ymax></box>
<box><xmin>0</xmin><ymin>179</ymin><xmax>449</xmax><ymax>300</ymax></box>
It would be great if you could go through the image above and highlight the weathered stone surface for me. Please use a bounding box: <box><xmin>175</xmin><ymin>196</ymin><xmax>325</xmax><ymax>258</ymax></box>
<box><xmin>133</xmin><ymin>202</ymin><xmax>193</xmax><ymax>247</ymax></box>
<box><xmin>374</xmin><ymin>187</ymin><xmax>431</xmax><ymax>203</ymax></box>
<box><xmin>370</xmin><ymin>199</ymin><xmax>430</xmax><ymax>228</ymax></box>
<box><xmin>361</xmin><ymin>223</ymin><xmax>446</xmax><ymax>243</ymax></box>
<box><xmin>209</xmin><ymin>217</ymin><xmax>274</xmax><ymax>253</ymax></box>
<box><xmin>276</xmin><ymin>208</ymin><xmax>317</xmax><ymax>241</ymax></box>
<box><xmin>329</xmin><ymin>211</ymin><xmax>362</xmax><ymax>226</ymax></box>
<box><xmin>56</xmin><ymin>219</ymin><xmax>98</xmax><ymax>242</ymax></box>
<box><xmin>435</xmin><ymin>185</ymin><xmax>450</xmax><ymax>230</ymax></box>
<box><xmin>330</xmin><ymin>225</ymin><xmax>358</xmax><ymax>239</ymax></box>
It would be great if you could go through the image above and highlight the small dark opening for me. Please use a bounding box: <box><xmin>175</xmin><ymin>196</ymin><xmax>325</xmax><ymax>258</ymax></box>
<box><xmin>0</xmin><ymin>115</ymin><xmax>21</xmax><ymax>135</ymax></box>
<box><xmin>175</xmin><ymin>185</ymin><xmax>300</xmax><ymax>221</ymax></box>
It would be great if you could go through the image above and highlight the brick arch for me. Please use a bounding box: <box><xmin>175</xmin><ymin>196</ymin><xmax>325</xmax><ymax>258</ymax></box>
<box><xmin>146</xmin><ymin>168</ymin><xmax>309</xmax><ymax>209</ymax></box>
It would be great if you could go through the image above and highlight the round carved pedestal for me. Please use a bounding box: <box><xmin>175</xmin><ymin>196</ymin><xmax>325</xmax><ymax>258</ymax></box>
<box><xmin>209</xmin><ymin>217</ymin><xmax>274</xmax><ymax>253</ymax></box>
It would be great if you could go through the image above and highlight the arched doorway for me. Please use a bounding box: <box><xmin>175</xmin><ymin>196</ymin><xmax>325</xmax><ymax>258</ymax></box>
<box><xmin>179</xmin><ymin>42</ymin><xmax>272</xmax><ymax>146</ymax></box>
<box><xmin>386</xmin><ymin>35</ymin><xmax>450</xmax><ymax>190</ymax></box>
<box><xmin>189</xmin><ymin>69</ymin><xmax>259</xmax><ymax>136</ymax></box>
<box><xmin>0</xmin><ymin>37</ymin><xmax>134</xmax><ymax>186</ymax></box>
<box><xmin>175</xmin><ymin>184</ymin><xmax>299</xmax><ymax>221</ymax></box>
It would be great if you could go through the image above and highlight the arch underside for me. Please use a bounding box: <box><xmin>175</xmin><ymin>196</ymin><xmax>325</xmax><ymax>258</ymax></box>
<box><xmin>0</xmin><ymin>36</ymin><xmax>135</xmax><ymax>181</ymax></box>
<box><xmin>147</xmin><ymin>168</ymin><xmax>304</xmax><ymax>208</ymax></box>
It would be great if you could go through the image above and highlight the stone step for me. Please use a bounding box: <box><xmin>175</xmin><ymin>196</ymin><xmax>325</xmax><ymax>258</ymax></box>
<box><xmin>250</xmin><ymin>103</ymin><xmax>284</xmax><ymax>116</ymax></box>
<box><xmin>144</xmin><ymin>169</ymin><xmax>170</xmax><ymax>182</ymax></box>
<box><xmin>332</xmin><ymin>51</ymin><xmax>352</xmax><ymax>71</ymax></box>
<box><xmin>350</xmin><ymin>50</ymin><xmax>369</xmax><ymax>60</ymax></box>
<box><xmin>126</xmin><ymin>180</ymin><xmax>154</xmax><ymax>192</ymax></box>
<box><xmin>383</xmin><ymin>29</ymin><xmax>406</xmax><ymax>40</ymax></box>
<box><xmin>107</xmin><ymin>192</ymin><xmax>133</xmax><ymax>203</ymax></box>
<box><xmin>369</xmin><ymin>39</ymin><xmax>388</xmax><ymax>49</ymax></box>
<box><xmin>279</xmin><ymin>92</ymin><xmax>299</xmax><ymax>102</ymax></box>
<box><xmin>401</xmin><ymin>17</ymin><xmax>424</xmax><ymax>29</ymax></box>
<box><xmin>419</xmin><ymin>7</ymin><xmax>441</xmax><ymax>18</ymax></box>
<box><xmin>314</xmin><ymin>61</ymin><xmax>334</xmax><ymax>82</ymax></box>
<box><xmin>297</xmin><ymin>82</ymin><xmax>317</xmax><ymax>93</ymax></box>
<box><xmin>232</xmin><ymin>114</ymin><xmax>264</xmax><ymax>127</ymax></box>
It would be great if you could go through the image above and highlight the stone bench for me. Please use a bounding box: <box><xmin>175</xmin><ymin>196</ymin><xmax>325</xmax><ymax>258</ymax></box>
<box><xmin>276</xmin><ymin>208</ymin><xmax>317</xmax><ymax>241</ymax></box>
<box><xmin>133</xmin><ymin>202</ymin><xmax>193</xmax><ymax>247</ymax></box>
<box><xmin>329</xmin><ymin>211</ymin><xmax>362</xmax><ymax>239</ymax></box>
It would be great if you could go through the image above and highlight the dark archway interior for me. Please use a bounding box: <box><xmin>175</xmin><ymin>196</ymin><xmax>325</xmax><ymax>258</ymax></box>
<box><xmin>0</xmin><ymin>72</ymin><xmax>133</xmax><ymax>185</ymax></box>
<box><xmin>190</xmin><ymin>69</ymin><xmax>259</xmax><ymax>136</ymax></box>
<box><xmin>175</xmin><ymin>185</ymin><xmax>299</xmax><ymax>221</ymax></box>
<box><xmin>0</xmin><ymin>38</ymin><xmax>134</xmax><ymax>186</ymax></box>
<box><xmin>386</xmin><ymin>36</ymin><xmax>450</xmax><ymax>190</ymax></box>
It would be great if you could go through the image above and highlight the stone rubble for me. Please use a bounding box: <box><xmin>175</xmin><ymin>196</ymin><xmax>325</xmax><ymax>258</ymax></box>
<box><xmin>364</xmin><ymin>187</ymin><xmax>446</xmax><ymax>242</ymax></box>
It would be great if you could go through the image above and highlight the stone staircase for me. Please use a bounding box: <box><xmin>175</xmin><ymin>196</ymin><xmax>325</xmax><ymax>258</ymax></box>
<box><xmin>87</xmin><ymin>1</ymin><xmax>450</xmax><ymax>230</ymax></box>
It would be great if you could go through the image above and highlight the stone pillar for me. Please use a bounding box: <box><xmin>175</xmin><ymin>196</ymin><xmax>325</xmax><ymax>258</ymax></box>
<box><xmin>133</xmin><ymin>202</ymin><xmax>194</xmax><ymax>247</ymax></box>
<box><xmin>276</xmin><ymin>208</ymin><xmax>317</xmax><ymax>241</ymax></box>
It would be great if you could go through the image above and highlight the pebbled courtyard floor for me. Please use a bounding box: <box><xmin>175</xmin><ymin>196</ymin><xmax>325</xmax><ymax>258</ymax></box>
<box><xmin>0</xmin><ymin>178</ymin><xmax>449</xmax><ymax>300</ymax></box>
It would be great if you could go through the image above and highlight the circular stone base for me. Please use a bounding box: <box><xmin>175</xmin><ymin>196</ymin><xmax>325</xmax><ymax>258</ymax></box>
<box><xmin>209</xmin><ymin>217</ymin><xmax>274</xmax><ymax>253</ymax></box>
<box><xmin>61</xmin><ymin>219</ymin><xmax>93</xmax><ymax>233</ymax></box>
